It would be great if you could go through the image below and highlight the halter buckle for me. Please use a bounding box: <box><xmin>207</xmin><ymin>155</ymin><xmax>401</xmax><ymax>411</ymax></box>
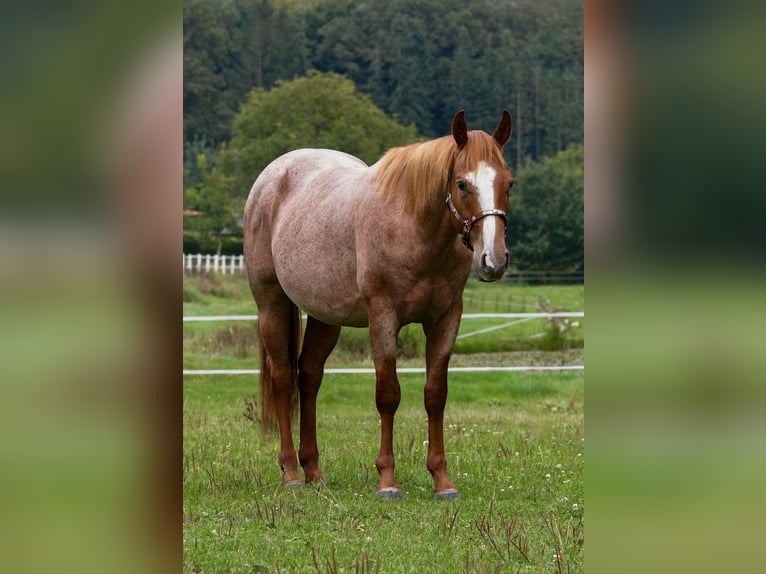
<box><xmin>445</xmin><ymin>192</ymin><xmax>507</xmax><ymax>252</ymax></box>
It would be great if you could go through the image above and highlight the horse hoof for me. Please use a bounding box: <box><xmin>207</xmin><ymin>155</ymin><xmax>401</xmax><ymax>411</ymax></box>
<box><xmin>376</xmin><ymin>487</ymin><xmax>402</xmax><ymax>501</ymax></box>
<box><xmin>284</xmin><ymin>480</ymin><xmax>304</xmax><ymax>489</ymax></box>
<box><xmin>434</xmin><ymin>488</ymin><xmax>460</xmax><ymax>500</ymax></box>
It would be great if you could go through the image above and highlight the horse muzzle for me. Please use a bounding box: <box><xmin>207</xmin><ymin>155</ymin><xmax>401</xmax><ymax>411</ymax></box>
<box><xmin>477</xmin><ymin>249</ymin><xmax>510</xmax><ymax>282</ymax></box>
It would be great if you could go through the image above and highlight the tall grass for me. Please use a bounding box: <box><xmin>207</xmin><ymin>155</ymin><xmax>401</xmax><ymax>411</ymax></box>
<box><xmin>183</xmin><ymin>371</ymin><xmax>584</xmax><ymax>573</ymax></box>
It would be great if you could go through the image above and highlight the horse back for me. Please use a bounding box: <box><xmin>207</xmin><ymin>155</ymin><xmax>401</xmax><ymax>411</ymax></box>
<box><xmin>245</xmin><ymin>149</ymin><xmax>367</xmax><ymax>222</ymax></box>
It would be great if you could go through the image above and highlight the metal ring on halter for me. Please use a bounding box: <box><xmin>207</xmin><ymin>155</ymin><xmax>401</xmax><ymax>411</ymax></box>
<box><xmin>445</xmin><ymin>191</ymin><xmax>507</xmax><ymax>252</ymax></box>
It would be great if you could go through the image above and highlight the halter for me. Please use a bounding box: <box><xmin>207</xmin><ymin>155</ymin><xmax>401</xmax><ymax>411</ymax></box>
<box><xmin>445</xmin><ymin>189</ymin><xmax>507</xmax><ymax>252</ymax></box>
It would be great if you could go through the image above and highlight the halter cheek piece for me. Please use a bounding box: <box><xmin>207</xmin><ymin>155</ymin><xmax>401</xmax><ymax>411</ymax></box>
<box><xmin>445</xmin><ymin>189</ymin><xmax>507</xmax><ymax>252</ymax></box>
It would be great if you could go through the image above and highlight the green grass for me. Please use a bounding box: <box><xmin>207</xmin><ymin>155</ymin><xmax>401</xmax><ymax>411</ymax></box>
<box><xmin>462</xmin><ymin>278</ymin><xmax>584</xmax><ymax>315</ymax></box>
<box><xmin>183</xmin><ymin>371</ymin><xmax>584</xmax><ymax>573</ymax></box>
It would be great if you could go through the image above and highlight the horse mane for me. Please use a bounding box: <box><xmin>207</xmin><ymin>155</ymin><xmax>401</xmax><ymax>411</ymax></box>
<box><xmin>375</xmin><ymin>131</ymin><xmax>506</xmax><ymax>215</ymax></box>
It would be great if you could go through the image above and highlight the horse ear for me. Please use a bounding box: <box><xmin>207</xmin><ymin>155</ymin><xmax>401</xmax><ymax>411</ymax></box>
<box><xmin>452</xmin><ymin>110</ymin><xmax>468</xmax><ymax>148</ymax></box>
<box><xmin>492</xmin><ymin>110</ymin><xmax>513</xmax><ymax>147</ymax></box>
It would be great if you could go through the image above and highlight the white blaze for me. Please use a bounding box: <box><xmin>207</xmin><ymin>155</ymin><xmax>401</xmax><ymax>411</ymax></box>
<box><xmin>465</xmin><ymin>161</ymin><xmax>498</xmax><ymax>256</ymax></box>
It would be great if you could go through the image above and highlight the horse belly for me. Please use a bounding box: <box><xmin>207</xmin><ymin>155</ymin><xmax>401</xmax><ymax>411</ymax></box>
<box><xmin>272</xmin><ymin>225</ymin><xmax>369</xmax><ymax>328</ymax></box>
<box><xmin>279</xmin><ymin>270</ymin><xmax>369</xmax><ymax>327</ymax></box>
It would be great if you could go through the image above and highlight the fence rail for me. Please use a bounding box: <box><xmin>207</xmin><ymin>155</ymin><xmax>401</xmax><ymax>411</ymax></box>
<box><xmin>183</xmin><ymin>365</ymin><xmax>584</xmax><ymax>376</ymax></box>
<box><xmin>183</xmin><ymin>312</ymin><xmax>584</xmax><ymax>376</ymax></box>
<box><xmin>501</xmin><ymin>270</ymin><xmax>583</xmax><ymax>285</ymax></box>
<box><xmin>182</xmin><ymin>253</ymin><xmax>582</xmax><ymax>284</ymax></box>
<box><xmin>183</xmin><ymin>312</ymin><xmax>584</xmax><ymax>322</ymax></box>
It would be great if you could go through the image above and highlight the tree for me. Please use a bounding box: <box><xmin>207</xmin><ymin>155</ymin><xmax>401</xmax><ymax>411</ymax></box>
<box><xmin>508</xmin><ymin>143</ymin><xmax>583</xmax><ymax>271</ymax></box>
<box><xmin>183</xmin><ymin>0</ymin><xmax>239</xmax><ymax>144</ymax></box>
<box><xmin>184</xmin><ymin>0</ymin><xmax>583</xmax><ymax>164</ymax></box>
<box><xmin>184</xmin><ymin>155</ymin><xmax>240</xmax><ymax>255</ymax></box>
<box><xmin>219</xmin><ymin>70</ymin><xmax>418</xmax><ymax>197</ymax></box>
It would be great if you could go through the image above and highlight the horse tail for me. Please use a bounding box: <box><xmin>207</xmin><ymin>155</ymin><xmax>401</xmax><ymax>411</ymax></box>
<box><xmin>259</xmin><ymin>303</ymin><xmax>302</xmax><ymax>433</ymax></box>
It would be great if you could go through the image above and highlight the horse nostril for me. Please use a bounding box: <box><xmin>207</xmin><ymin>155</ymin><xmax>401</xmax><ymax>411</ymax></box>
<box><xmin>482</xmin><ymin>252</ymin><xmax>495</xmax><ymax>271</ymax></box>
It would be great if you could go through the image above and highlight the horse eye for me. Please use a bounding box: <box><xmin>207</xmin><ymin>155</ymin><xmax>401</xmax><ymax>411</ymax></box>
<box><xmin>457</xmin><ymin>181</ymin><xmax>467</xmax><ymax>192</ymax></box>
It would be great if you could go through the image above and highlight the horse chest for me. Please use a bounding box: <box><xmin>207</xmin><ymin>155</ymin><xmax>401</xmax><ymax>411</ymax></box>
<box><xmin>396</xmin><ymin>275</ymin><xmax>466</xmax><ymax>324</ymax></box>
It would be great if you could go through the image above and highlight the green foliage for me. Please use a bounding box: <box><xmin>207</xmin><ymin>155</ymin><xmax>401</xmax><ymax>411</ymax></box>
<box><xmin>183</xmin><ymin>233</ymin><xmax>244</xmax><ymax>256</ymax></box>
<box><xmin>219</xmin><ymin>71</ymin><xmax>418</xmax><ymax>196</ymax></box>
<box><xmin>183</xmin><ymin>0</ymin><xmax>313</xmax><ymax>144</ymax></box>
<box><xmin>183</xmin><ymin>0</ymin><xmax>583</xmax><ymax>166</ymax></box>
<box><xmin>184</xmin><ymin>158</ymin><xmax>241</xmax><ymax>254</ymax></box>
<box><xmin>183</xmin><ymin>0</ymin><xmax>239</xmax><ymax>144</ymax></box>
<box><xmin>508</xmin><ymin>144</ymin><xmax>584</xmax><ymax>271</ymax></box>
<box><xmin>314</xmin><ymin>0</ymin><xmax>583</xmax><ymax>163</ymax></box>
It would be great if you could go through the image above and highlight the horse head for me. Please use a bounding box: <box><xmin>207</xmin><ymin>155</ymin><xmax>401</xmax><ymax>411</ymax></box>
<box><xmin>448</xmin><ymin>110</ymin><xmax>514</xmax><ymax>281</ymax></box>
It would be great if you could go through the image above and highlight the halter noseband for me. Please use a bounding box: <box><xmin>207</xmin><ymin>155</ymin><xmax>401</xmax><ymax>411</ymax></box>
<box><xmin>445</xmin><ymin>189</ymin><xmax>507</xmax><ymax>252</ymax></box>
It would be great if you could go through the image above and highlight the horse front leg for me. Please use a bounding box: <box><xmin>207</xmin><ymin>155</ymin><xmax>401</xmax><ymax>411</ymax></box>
<box><xmin>367</xmin><ymin>304</ymin><xmax>402</xmax><ymax>500</ymax></box>
<box><xmin>422</xmin><ymin>298</ymin><xmax>463</xmax><ymax>499</ymax></box>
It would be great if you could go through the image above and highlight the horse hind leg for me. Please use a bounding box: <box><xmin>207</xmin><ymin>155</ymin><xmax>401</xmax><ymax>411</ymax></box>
<box><xmin>258</xmin><ymin>298</ymin><xmax>303</xmax><ymax>486</ymax></box>
<box><xmin>297</xmin><ymin>316</ymin><xmax>341</xmax><ymax>484</ymax></box>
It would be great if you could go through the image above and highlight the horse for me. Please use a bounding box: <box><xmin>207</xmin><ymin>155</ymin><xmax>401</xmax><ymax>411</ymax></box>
<box><xmin>243</xmin><ymin>110</ymin><xmax>513</xmax><ymax>500</ymax></box>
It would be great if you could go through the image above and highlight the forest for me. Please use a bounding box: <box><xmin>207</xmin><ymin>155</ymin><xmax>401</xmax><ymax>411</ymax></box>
<box><xmin>183</xmin><ymin>0</ymin><xmax>583</xmax><ymax>272</ymax></box>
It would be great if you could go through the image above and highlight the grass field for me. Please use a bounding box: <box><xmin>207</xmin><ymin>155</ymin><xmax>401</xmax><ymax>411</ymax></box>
<box><xmin>183</xmin><ymin>273</ymin><xmax>584</xmax><ymax>573</ymax></box>
<box><xmin>184</xmin><ymin>372</ymin><xmax>583</xmax><ymax>573</ymax></box>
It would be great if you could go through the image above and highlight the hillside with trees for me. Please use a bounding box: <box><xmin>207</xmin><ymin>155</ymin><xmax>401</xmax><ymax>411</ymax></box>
<box><xmin>183</xmin><ymin>0</ymin><xmax>583</xmax><ymax>271</ymax></box>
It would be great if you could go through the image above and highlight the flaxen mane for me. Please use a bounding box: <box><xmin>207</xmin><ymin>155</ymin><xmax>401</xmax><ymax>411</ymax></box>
<box><xmin>375</xmin><ymin>131</ymin><xmax>507</xmax><ymax>215</ymax></box>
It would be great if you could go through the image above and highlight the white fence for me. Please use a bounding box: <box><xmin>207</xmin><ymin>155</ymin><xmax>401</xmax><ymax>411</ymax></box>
<box><xmin>184</xmin><ymin>253</ymin><xmax>245</xmax><ymax>274</ymax></box>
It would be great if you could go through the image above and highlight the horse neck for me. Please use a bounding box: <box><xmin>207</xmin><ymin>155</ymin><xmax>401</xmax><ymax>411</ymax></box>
<box><xmin>370</xmin><ymin>156</ymin><xmax>464</xmax><ymax>261</ymax></box>
<box><xmin>414</xmin><ymin>186</ymin><xmax>464</xmax><ymax>258</ymax></box>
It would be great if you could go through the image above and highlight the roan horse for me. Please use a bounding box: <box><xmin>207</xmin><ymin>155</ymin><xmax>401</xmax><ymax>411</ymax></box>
<box><xmin>244</xmin><ymin>110</ymin><xmax>513</xmax><ymax>499</ymax></box>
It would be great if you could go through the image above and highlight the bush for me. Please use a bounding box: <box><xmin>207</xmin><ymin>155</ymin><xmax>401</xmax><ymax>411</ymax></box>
<box><xmin>184</xmin><ymin>273</ymin><xmax>240</xmax><ymax>299</ymax></box>
<box><xmin>182</xmin><ymin>235</ymin><xmax>244</xmax><ymax>255</ymax></box>
<box><xmin>331</xmin><ymin>324</ymin><xmax>425</xmax><ymax>362</ymax></box>
<box><xmin>183</xmin><ymin>282</ymin><xmax>203</xmax><ymax>303</ymax></box>
<box><xmin>334</xmin><ymin>328</ymin><xmax>371</xmax><ymax>362</ymax></box>
<box><xmin>397</xmin><ymin>324</ymin><xmax>425</xmax><ymax>359</ymax></box>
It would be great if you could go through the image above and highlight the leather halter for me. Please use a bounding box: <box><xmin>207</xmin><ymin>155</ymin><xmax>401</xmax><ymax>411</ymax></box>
<box><xmin>445</xmin><ymin>188</ymin><xmax>507</xmax><ymax>252</ymax></box>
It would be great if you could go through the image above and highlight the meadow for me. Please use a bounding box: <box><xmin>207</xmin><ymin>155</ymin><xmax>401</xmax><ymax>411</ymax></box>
<box><xmin>183</xmin><ymin>274</ymin><xmax>584</xmax><ymax>573</ymax></box>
